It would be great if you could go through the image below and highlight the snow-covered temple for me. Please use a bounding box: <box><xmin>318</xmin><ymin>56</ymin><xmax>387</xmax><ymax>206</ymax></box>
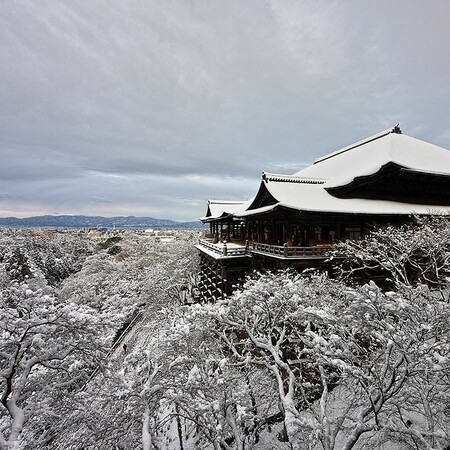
<box><xmin>196</xmin><ymin>126</ymin><xmax>450</xmax><ymax>301</ymax></box>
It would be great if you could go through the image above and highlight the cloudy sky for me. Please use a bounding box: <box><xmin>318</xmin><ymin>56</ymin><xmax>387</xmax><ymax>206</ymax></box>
<box><xmin>1</xmin><ymin>0</ymin><xmax>449</xmax><ymax>221</ymax></box>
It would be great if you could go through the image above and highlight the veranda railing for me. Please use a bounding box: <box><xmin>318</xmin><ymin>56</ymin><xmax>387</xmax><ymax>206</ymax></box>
<box><xmin>198</xmin><ymin>238</ymin><xmax>333</xmax><ymax>258</ymax></box>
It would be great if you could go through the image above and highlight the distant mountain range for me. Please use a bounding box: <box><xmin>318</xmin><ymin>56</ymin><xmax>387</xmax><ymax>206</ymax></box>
<box><xmin>0</xmin><ymin>215</ymin><xmax>205</xmax><ymax>229</ymax></box>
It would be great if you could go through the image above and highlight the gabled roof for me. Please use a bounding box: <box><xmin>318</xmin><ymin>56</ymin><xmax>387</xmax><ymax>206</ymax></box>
<box><xmin>294</xmin><ymin>126</ymin><xmax>450</xmax><ymax>189</ymax></box>
<box><xmin>200</xmin><ymin>199</ymin><xmax>252</xmax><ymax>222</ymax></box>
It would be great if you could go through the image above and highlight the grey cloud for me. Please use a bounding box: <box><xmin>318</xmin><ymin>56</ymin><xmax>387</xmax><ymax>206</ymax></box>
<box><xmin>0</xmin><ymin>0</ymin><xmax>449</xmax><ymax>220</ymax></box>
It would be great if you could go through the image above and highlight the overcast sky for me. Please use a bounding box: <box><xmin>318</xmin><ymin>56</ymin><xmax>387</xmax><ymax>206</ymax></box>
<box><xmin>1</xmin><ymin>0</ymin><xmax>449</xmax><ymax>221</ymax></box>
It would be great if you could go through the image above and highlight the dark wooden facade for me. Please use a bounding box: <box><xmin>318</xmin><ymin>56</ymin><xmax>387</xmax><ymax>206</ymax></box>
<box><xmin>326</xmin><ymin>162</ymin><xmax>450</xmax><ymax>206</ymax></box>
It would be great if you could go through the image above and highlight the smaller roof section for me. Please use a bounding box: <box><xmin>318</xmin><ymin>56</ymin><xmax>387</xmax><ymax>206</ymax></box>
<box><xmin>200</xmin><ymin>199</ymin><xmax>250</xmax><ymax>222</ymax></box>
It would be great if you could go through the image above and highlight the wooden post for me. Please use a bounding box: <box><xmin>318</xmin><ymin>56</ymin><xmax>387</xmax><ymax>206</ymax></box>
<box><xmin>309</xmin><ymin>224</ymin><xmax>315</xmax><ymax>246</ymax></box>
<box><xmin>286</xmin><ymin>221</ymin><xmax>293</xmax><ymax>246</ymax></box>
<box><xmin>336</xmin><ymin>222</ymin><xmax>341</xmax><ymax>241</ymax></box>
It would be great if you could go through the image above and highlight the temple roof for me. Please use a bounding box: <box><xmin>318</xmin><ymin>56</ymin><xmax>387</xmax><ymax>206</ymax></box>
<box><xmin>238</xmin><ymin>182</ymin><xmax>450</xmax><ymax>217</ymax></box>
<box><xmin>294</xmin><ymin>127</ymin><xmax>450</xmax><ymax>189</ymax></box>
<box><xmin>202</xmin><ymin>127</ymin><xmax>450</xmax><ymax>221</ymax></box>
<box><xmin>200</xmin><ymin>199</ymin><xmax>251</xmax><ymax>222</ymax></box>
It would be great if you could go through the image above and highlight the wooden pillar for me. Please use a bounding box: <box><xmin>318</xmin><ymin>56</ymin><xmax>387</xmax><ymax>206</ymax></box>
<box><xmin>336</xmin><ymin>222</ymin><xmax>341</xmax><ymax>241</ymax></box>
<box><xmin>286</xmin><ymin>221</ymin><xmax>293</xmax><ymax>246</ymax></box>
<box><xmin>309</xmin><ymin>224</ymin><xmax>315</xmax><ymax>246</ymax></box>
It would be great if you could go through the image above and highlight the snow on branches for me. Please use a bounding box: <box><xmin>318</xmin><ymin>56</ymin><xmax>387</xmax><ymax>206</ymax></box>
<box><xmin>182</xmin><ymin>271</ymin><xmax>450</xmax><ymax>449</ymax></box>
<box><xmin>333</xmin><ymin>215</ymin><xmax>450</xmax><ymax>292</ymax></box>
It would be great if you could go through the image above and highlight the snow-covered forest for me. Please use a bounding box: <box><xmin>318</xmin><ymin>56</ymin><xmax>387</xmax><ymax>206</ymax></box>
<box><xmin>1</xmin><ymin>218</ymin><xmax>450</xmax><ymax>450</ymax></box>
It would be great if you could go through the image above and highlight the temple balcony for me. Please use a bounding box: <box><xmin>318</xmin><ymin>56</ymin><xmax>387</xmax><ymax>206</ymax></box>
<box><xmin>195</xmin><ymin>238</ymin><xmax>249</xmax><ymax>259</ymax></box>
<box><xmin>251</xmin><ymin>242</ymin><xmax>334</xmax><ymax>259</ymax></box>
<box><xmin>196</xmin><ymin>237</ymin><xmax>335</xmax><ymax>260</ymax></box>
<box><xmin>196</xmin><ymin>238</ymin><xmax>337</xmax><ymax>301</ymax></box>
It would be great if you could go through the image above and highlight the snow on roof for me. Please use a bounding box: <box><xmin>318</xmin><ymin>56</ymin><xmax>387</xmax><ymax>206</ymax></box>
<box><xmin>294</xmin><ymin>129</ymin><xmax>450</xmax><ymax>188</ymax></box>
<box><xmin>313</xmin><ymin>126</ymin><xmax>397</xmax><ymax>164</ymax></box>
<box><xmin>202</xmin><ymin>128</ymin><xmax>450</xmax><ymax>220</ymax></box>
<box><xmin>200</xmin><ymin>199</ymin><xmax>253</xmax><ymax>221</ymax></box>
<box><xmin>208</xmin><ymin>200</ymin><xmax>246</xmax><ymax>205</ymax></box>
<box><xmin>237</xmin><ymin>129</ymin><xmax>450</xmax><ymax>216</ymax></box>
<box><xmin>238</xmin><ymin>181</ymin><xmax>450</xmax><ymax>217</ymax></box>
<box><xmin>207</xmin><ymin>200</ymin><xmax>247</xmax><ymax>218</ymax></box>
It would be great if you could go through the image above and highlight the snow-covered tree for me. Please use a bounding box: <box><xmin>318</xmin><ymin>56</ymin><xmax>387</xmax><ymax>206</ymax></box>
<box><xmin>0</xmin><ymin>230</ymin><xmax>94</xmax><ymax>287</ymax></box>
<box><xmin>157</xmin><ymin>308</ymin><xmax>281</xmax><ymax>450</ymax></box>
<box><xmin>0</xmin><ymin>277</ymin><xmax>119</xmax><ymax>448</ymax></box>
<box><xmin>3</xmin><ymin>221</ymin><xmax>449</xmax><ymax>450</ymax></box>
<box><xmin>182</xmin><ymin>270</ymin><xmax>450</xmax><ymax>450</ymax></box>
<box><xmin>42</xmin><ymin>231</ymin><xmax>200</xmax><ymax>450</ymax></box>
<box><xmin>332</xmin><ymin>215</ymin><xmax>450</xmax><ymax>291</ymax></box>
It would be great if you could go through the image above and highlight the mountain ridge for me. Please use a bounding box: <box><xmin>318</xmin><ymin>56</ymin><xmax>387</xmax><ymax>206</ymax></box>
<box><xmin>0</xmin><ymin>215</ymin><xmax>205</xmax><ymax>229</ymax></box>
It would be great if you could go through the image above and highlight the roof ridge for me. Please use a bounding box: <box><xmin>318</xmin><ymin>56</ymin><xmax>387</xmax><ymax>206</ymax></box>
<box><xmin>208</xmin><ymin>199</ymin><xmax>246</xmax><ymax>204</ymax></box>
<box><xmin>262</xmin><ymin>171</ymin><xmax>327</xmax><ymax>184</ymax></box>
<box><xmin>314</xmin><ymin>124</ymin><xmax>401</xmax><ymax>165</ymax></box>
